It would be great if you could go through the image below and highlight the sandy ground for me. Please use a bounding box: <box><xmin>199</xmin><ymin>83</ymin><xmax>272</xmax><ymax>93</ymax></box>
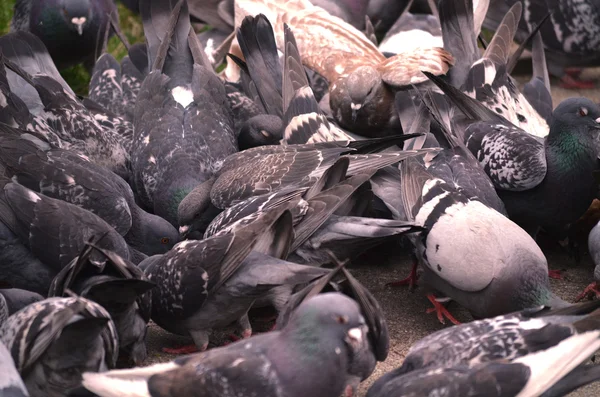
<box><xmin>142</xmin><ymin>67</ymin><xmax>600</xmax><ymax>396</ymax></box>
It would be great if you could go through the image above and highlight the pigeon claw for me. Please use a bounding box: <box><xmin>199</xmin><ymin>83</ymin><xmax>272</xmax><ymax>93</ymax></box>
<box><xmin>162</xmin><ymin>344</ymin><xmax>200</xmax><ymax>355</ymax></box>
<box><xmin>548</xmin><ymin>269</ymin><xmax>564</xmax><ymax>279</ymax></box>
<box><xmin>426</xmin><ymin>294</ymin><xmax>460</xmax><ymax>325</ymax></box>
<box><xmin>575</xmin><ymin>282</ymin><xmax>600</xmax><ymax>302</ymax></box>
<box><xmin>386</xmin><ymin>261</ymin><xmax>419</xmax><ymax>289</ymax></box>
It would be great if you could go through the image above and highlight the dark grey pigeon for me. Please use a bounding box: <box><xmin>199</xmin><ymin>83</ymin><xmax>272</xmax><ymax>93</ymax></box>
<box><xmin>0</xmin><ymin>32</ymin><xmax>131</xmax><ymax>180</ymax></box>
<box><xmin>0</xmin><ymin>341</ymin><xmax>29</xmax><ymax>397</ymax></box>
<box><xmin>10</xmin><ymin>0</ymin><xmax>118</xmax><ymax>69</ymax></box>
<box><xmin>141</xmin><ymin>205</ymin><xmax>325</xmax><ymax>354</ymax></box>
<box><xmin>0</xmin><ymin>130</ymin><xmax>178</xmax><ymax>256</ymax></box>
<box><xmin>580</xmin><ymin>219</ymin><xmax>600</xmax><ymax>300</ymax></box>
<box><xmin>131</xmin><ymin>0</ymin><xmax>237</xmax><ymax>226</ymax></box>
<box><xmin>81</xmin><ymin>293</ymin><xmax>367</xmax><ymax>397</ymax></box>
<box><xmin>0</xmin><ymin>180</ymin><xmax>136</xmax><ymax>295</ymax></box>
<box><xmin>0</xmin><ymin>287</ymin><xmax>43</xmax><ymax>316</ymax></box>
<box><xmin>177</xmin><ymin>138</ymin><xmax>429</xmax><ymax>237</ymax></box>
<box><xmin>0</xmin><ymin>296</ymin><xmax>118</xmax><ymax>397</ymax></box>
<box><xmin>48</xmin><ymin>240</ymin><xmax>154</xmax><ymax>365</ymax></box>
<box><xmin>367</xmin><ymin>303</ymin><xmax>600</xmax><ymax>397</ymax></box>
<box><xmin>427</xmin><ymin>70</ymin><xmax>600</xmax><ymax>240</ymax></box>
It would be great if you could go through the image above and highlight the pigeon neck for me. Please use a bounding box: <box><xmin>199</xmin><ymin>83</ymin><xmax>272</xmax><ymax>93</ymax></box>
<box><xmin>155</xmin><ymin>176</ymin><xmax>206</xmax><ymax>226</ymax></box>
<box><xmin>546</xmin><ymin>123</ymin><xmax>598</xmax><ymax>168</ymax></box>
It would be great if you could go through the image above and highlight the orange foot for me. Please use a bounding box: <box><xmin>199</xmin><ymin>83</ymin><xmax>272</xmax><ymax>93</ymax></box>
<box><xmin>386</xmin><ymin>261</ymin><xmax>419</xmax><ymax>289</ymax></box>
<box><xmin>575</xmin><ymin>282</ymin><xmax>600</xmax><ymax>302</ymax></box>
<box><xmin>426</xmin><ymin>294</ymin><xmax>461</xmax><ymax>325</ymax></box>
<box><xmin>162</xmin><ymin>344</ymin><xmax>200</xmax><ymax>355</ymax></box>
<box><xmin>560</xmin><ymin>70</ymin><xmax>596</xmax><ymax>89</ymax></box>
<box><xmin>548</xmin><ymin>269</ymin><xmax>564</xmax><ymax>279</ymax></box>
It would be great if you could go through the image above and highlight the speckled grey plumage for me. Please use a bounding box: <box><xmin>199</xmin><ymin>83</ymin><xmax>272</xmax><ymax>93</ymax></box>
<box><xmin>0</xmin><ymin>130</ymin><xmax>178</xmax><ymax>256</ymax></box>
<box><xmin>81</xmin><ymin>293</ymin><xmax>367</xmax><ymax>397</ymax></box>
<box><xmin>48</xmin><ymin>242</ymin><xmax>154</xmax><ymax>365</ymax></box>
<box><xmin>0</xmin><ymin>296</ymin><xmax>118</xmax><ymax>397</ymax></box>
<box><xmin>131</xmin><ymin>0</ymin><xmax>237</xmax><ymax>226</ymax></box>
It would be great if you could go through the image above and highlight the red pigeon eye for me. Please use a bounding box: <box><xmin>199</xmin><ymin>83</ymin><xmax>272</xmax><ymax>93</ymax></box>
<box><xmin>161</xmin><ymin>237</ymin><xmax>170</xmax><ymax>244</ymax></box>
<box><xmin>579</xmin><ymin>107</ymin><xmax>588</xmax><ymax>116</ymax></box>
<box><xmin>335</xmin><ymin>315</ymin><xmax>348</xmax><ymax>324</ymax></box>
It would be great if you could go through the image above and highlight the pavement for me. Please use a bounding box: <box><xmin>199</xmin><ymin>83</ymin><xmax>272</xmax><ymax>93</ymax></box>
<box><xmin>142</xmin><ymin>68</ymin><xmax>600</xmax><ymax>397</ymax></box>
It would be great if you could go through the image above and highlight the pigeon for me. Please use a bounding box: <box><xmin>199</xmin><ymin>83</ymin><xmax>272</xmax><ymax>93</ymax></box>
<box><xmin>367</xmin><ymin>0</ymin><xmax>413</xmax><ymax>37</ymax></box>
<box><xmin>276</xmin><ymin>261</ymin><xmax>389</xmax><ymax>396</ymax></box>
<box><xmin>378</xmin><ymin>6</ymin><xmax>443</xmax><ymax>57</ymax></box>
<box><xmin>0</xmin><ymin>296</ymin><xmax>118</xmax><ymax>397</ymax></box>
<box><xmin>428</xmin><ymin>71</ymin><xmax>600</xmax><ymax>240</ymax></box>
<box><xmin>439</xmin><ymin>0</ymin><xmax>551</xmax><ymax>139</ymax></box>
<box><xmin>177</xmin><ymin>137</ymin><xmax>429</xmax><ymax>237</ymax></box>
<box><xmin>141</xmin><ymin>204</ymin><xmax>328</xmax><ymax>353</ymax></box>
<box><xmin>0</xmin><ymin>130</ymin><xmax>179</xmax><ymax>256</ymax></box>
<box><xmin>0</xmin><ymin>32</ymin><xmax>131</xmax><ymax>180</ymax></box>
<box><xmin>484</xmin><ymin>0</ymin><xmax>600</xmax><ymax>89</ymax></box>
<box><xmin>48</xmin><ymin>240</ymin><xmax>155</xmax><ymax>365</ymax></box>
<box><xmin>0</xmin><ymin>287</ymin><xmax>43</xmax><ymax>316</ymax></box>
<box><xmin>0</xmin><ymin>341</ymin><xmax>29</xmax><ymax>397</ymax></box>
<box><xmin>578</xmin><ymin>219</ymin><xmax>600</xmax><ymax>300</ymax></box>
<box><xmin>367</xmin><ymin>330</ymin><xmax>600</xmax><ymax>397</ymax></box>
<box><xmin>80</xmin><ymin>292</ymin><xmax>367</xmax><ymax>397</ymax></box>
<box><xmin>10</xmin><ymin>0</ymin><xmax>118</xmax><ymax>69</ymax></box>
<box><xmin>367</xmin><ymin>302</ymin><xmax>600</xmax><ymax>397</ymax></box>
<box><xmin>131</xmin><ymin>0</ymin><xmax>238</xmax><ymax>226</ymax></box>
<box><xmin>231</xmin><ymin>14</ymin><xmax>355</xmax><ymax>149</ymax></box>
<box><xmin>0</xmin><ymin>180</ymin><xmax>137</xmax><ymax>295</ymax></box>
<box><xmin>231</xmin><ymin>0</ymin><xmax>454</xmax><ymax>136</ymax></box>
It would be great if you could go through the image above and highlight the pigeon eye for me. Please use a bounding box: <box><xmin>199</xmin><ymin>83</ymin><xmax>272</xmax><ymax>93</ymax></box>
<box><xmin>161</xmin><ymin>237</ymin><xmax>170</xmax><ymax>244</ymax></box>
<box><xmin>579</xmin><ymin>107</ymin><xmax>588</xmax><ymax>116</ymax></box>
<box><xmin>335</xmin><ymin>315</ymin><xmax>348</xmax><ymax>324</ymax></box>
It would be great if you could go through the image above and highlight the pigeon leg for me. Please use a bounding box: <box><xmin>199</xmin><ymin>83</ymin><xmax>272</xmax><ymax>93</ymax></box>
<box><xmin>227</xmin><ymin>313</ymin><xmax>253</xmax><ymax>342</ymax></box>
<box><xmin>162</xmin><ymin>329</ymin><xmax>210</xmax><ymax>354</ymax></box>
<box><xmin>548</xmin><ymin>269</ymin><xmax>564</xmax><ymax>279</ymax></box>
<box><xmin>575</xmin><ymin>282</ymin><xmax>600</xmax><ymax>302</ymax></box>
<box><xmin>426</xmin><ymin>294</ymin><xmax>460</xmax><ymax>325</ymax></box>
<box><xmin>386</xmin><ymin>259</ymin><xmax>419</xmax><ymax>289</ymax></box>
<box><xmin>560</xmin><ymin>69</ymin><xmax>596</xmax><ymax>89</ymax></box>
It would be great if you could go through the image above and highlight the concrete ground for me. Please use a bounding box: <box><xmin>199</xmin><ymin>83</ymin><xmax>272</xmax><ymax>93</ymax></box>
<box><xmin>143</xmin><ymin>68</ymin><xmax>600</xmax><ymax>396</ymax></box>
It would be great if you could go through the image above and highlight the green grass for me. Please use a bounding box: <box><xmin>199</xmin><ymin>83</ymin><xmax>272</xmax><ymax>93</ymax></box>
<box><xmin>0</xmin><ymin>1</ymin><xmax>145</xmax><ymax>95</ymax></box>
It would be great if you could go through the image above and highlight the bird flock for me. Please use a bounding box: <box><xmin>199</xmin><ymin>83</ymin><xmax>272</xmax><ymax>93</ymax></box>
<box><xmin>1</xmin><ymin>0</ymin><xmax>600</xmax><ymax>396</ymax></box>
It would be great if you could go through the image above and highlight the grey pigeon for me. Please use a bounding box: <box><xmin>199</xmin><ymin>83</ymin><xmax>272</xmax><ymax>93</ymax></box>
<box><xmin>484</xmin><ymin>0</ymin><xmax>600</xmax><ymax>89</ymax></box>
<box><xmin>48</xmin><ymin>240</ymin><xmax>154</xmax><ymax>365</ymax></box>
<box><xmin>131</xmin><ymin>0</ymin><xmax>237</xmax><ymax>226</ymax></box>
<box><xmin>277</xmin><ymin>263</ymin><xmax>389</xmax><ymax>396</ymax></box>
<box><xmin>141</xmin><ymin>205</ymin><xmax>326</xmax><ymax>353</ymax></box>
<box><xmin>0</xmin><ymin>180</ymin><xmax>135</xmax><ymax>295</ymax></box>
<box><xmin>0</xmin><ymin>32</ymin><xmax>131</xmax><ymax>180</ymax></box>
<box><xmin>80</xmin><ymin>292</ymin><xmax>367</xmax><ymax>397</ymax></box>
<box><xmin>177</xmin><ymin>138</ymin><xmax>429</xmax><ymax>238</ymax></box>
<box><xmin>0</xmin><ymin>341</ymin><xmax>29</xmax><ymax>397</ymax></box>
<box><xmin>367</xmin><ymin>302</ymin><xmax>600</xmax><ymax>397</ymax></box>
<box><xmin>10</xmin><ymin>0</ymin><xmax>118</xmax><ymax>70</ymax></box>
<box><xmin>0</xmin><ymin>130</ymin><xmax>178</xmax><ymax>256</ymax></box>
<box><xmin>579</xmin><ymin>219</ymin><xmax>600</xmax><ymax>300</ymax></box>
<box><xmin>0</xmin><ymin>296</ymin><xmax>118</xmax><ymax>397</ymax></box>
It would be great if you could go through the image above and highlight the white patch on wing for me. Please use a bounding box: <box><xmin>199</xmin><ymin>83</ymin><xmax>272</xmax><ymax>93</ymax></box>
<box><xmin>171</xmin><ymin>86</ymin><xmax>194</xmax><ymax>108</ymax></box>
<box><xmin>379</xmin><ymin>30</ymin><xmax>443</xmax><ymax>54</ymax></box>
<box><xmin>205</xmin><ymin>38</ymin><xmax>215</xmax><ymax>65</ymax></box>
<box><xmin>0</xmin><ymin>92</ymin><xmax>7</xmax><ymax>108</ymax></box>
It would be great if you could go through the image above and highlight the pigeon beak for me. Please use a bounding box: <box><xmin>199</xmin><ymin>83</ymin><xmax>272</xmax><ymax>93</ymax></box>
<box><xmin>71</xmin><ymin>17</ymin><xmax>86</xmax><ymax>35</ymax></box>
<box><xmin>345</xmin><ymin>327</ymin><xmax>364</xmax><ymax>349</ymax></box>
<box><xmin>595</xmin><ymin>117</ymin><xmax>600</xmax><ymax>127</ymax></box>
<box><xmin>179</xmin><ymin>225</ymin><xmax>190</xmax><ymax>240</ymax></box>
<box><xmin>350</xmin><ymin>103</ymin><xmax>361</xmax><ymax>123</ymax></box>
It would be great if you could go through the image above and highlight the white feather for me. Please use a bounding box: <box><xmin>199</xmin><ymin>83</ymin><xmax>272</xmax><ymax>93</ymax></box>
<box><xmin>515</xmin><ymin>330</ymin><xmax>600</xmax><ymax>397</ymax></box>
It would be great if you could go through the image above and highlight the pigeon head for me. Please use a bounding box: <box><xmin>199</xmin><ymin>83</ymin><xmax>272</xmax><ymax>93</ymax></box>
<box><xmin>284</xmin><ymin>292</ymin><xmax>367</xmax><ymax>354</ymax></box>
<box><xmin>128</xmin><ymin>211</ymin><xmax>179</xmax><ymax>256</ymax></box>
<box><xmin>550</xmin><ymin>98</ymin><xmax>600</xmax><ymax>138</ymax></box>
<box><xmin>60</xmin><ymin>0</ymin><xmax>92</xmax><ymax>36</ymax></box>
<box><xmin>238</xmin><ymin>115</ymin><xmax>283</xmax><ymax>150</ymax></box>
<box><xmin>177</xmin><ymin>177</ymin><xmax>221</xmax><ymax>240</ymax></box>
<box><xmin>330</xmin><ymin>66</ymin><xmax>394</xmax><ymax>135</ymax></box>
